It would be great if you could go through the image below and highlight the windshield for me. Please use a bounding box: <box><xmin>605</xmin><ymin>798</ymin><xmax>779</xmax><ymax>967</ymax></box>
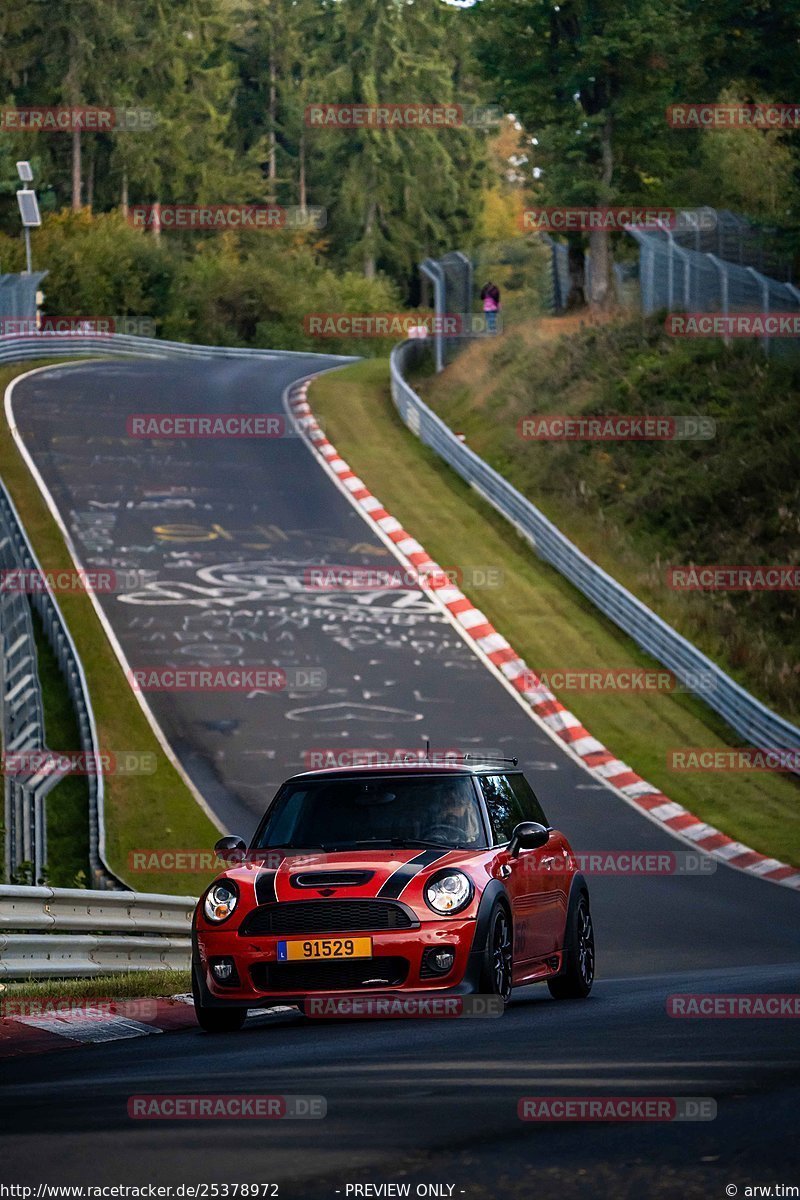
<box><xmin>253</xmin><ymin>775</ymin><xmax>486</xmax><ymax>851</ymax></box>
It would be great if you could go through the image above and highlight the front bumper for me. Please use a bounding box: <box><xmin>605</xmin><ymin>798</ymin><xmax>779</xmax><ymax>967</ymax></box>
<box><xmin>194</xmin><ymin>917</ymin><xmax>483</xmax><ymax>1008</ymax></box>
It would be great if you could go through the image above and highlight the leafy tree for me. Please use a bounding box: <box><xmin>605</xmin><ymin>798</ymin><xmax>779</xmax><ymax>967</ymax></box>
<box><xmin>692</xmin><ymin>0</ymin><xmax>800</xmax><ymax>99</ymax></box>
<box><xmin>0</xmin><ymin>209</ymin><xmax>174</xmax><ymax>316</ymax></box>
<box><xmin>689</xmin><ymin>89</ymin><xmax>797</xmax><ymax>221</ymax></box>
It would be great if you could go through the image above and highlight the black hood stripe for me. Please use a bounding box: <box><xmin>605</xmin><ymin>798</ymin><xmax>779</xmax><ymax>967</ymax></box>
<box><xmin>255</xmin><ymin>868</ymin><xmax>278</xmax><ymax>906</ymax></box>
<box><xmin>377</xmin><ymin>849</ymin><xmax>450</xmax><ymax>899</ymax></box>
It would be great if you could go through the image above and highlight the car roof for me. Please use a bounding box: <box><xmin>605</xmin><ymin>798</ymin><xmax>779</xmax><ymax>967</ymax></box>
<box><xmin>285</xmin><ymin>762</ymin><xmax>520</xmax><ymax>783</ymax></box>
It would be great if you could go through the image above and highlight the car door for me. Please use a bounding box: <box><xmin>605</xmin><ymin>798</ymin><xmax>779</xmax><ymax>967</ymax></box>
<box><xmin>508</xmin><ymin>772</ymin><xmax>570</xmax><ymax>948</ymax></box>
<box><xmin>479</xmin><ymin>773</ymin><xmax>565</xmax><ymax>964</ymax></box>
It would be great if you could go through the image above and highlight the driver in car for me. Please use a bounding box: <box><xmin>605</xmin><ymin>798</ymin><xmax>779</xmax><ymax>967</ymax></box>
<box><xmin>425</xmin><ymin>785</ymin><xmax>481</xmax><ymax>846</ymax></box>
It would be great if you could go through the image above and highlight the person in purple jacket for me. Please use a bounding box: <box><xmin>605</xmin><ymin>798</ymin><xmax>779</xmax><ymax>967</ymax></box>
<box><xmin>480</xmin><ymin>281</ymin><xmax>501</xmax><ymax>333</ymax></box>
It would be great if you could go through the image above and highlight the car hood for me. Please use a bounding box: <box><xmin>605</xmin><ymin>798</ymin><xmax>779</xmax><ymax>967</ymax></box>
<box><xmin>217</xmin><ymin>847</ymin><xmax>489</xmax><ymax>904</ymax></box>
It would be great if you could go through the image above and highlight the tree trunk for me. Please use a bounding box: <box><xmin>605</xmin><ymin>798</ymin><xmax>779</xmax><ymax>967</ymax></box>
<box><xmin>71</xmin><ymin>128</ymin><xmax>82</xmax><ymax>210</ymax></box>
<box><xmin>268</xmin><ymin>50</ymin><xmax>277</xmax><ymax>203</ymax></box>
<box><xmin>363</xmin><ymin>199</ymin><xmax>377</xmax><ymax>279</ymax></box>
<box><xmin>86</xmin><ymin>155</ymin><xmax>94</xmax><ymax>211</ymax></box>
<box><xmin>121</xmin><ymin>169</ymin><xmax>129</xmax><ymax>217</ymax></box>
<box><xmin>152</xmin><ymin>199</ymin><xmax>161</xmax><ymax>240</ymax></box>
<box><xmin>298</xmin><ymin>130</ymin><xmax>306</xmax><ymax>212</ymax></box>
<box><xmin>566</xmin><ymin>242</ymin><xmax>586</xmax><ymax>309</ymax></box>
<box><xmin>588</xmin><ymin>115</ymin><xmax>615</xmax><ymax>311</ymax></box>
<box><xmin>588</xmin><ymin>228</ymin><xmax>613</xmax><ymax>310</ymax></box>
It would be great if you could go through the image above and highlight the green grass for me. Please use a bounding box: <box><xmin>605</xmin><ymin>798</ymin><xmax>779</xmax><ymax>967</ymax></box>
<box><xmin>419</xmin><ymin>315</ymin><xmax>800</xmax><ymax>723</ymax></box>
<box><xmin>30</xmin><ymin>610</ymin><xmax>90</xmax><ymax>887</ymax></box>
<box><xmin>310</xmin><ymin>358</ymin><xmax>800</xmax><ymax>866</ymax></box>
<box><xmin>0</xmin><ymin>361</ymin><xmax>219</xmax><ymax>895</ymax></box>
<box><xmin>0</xmin><ymin>970</ymin><xmax>191</xmax><ymax>1000</ymax></box>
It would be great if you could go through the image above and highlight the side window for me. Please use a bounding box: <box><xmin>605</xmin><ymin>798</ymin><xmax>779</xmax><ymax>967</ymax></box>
<box><xmin>479</xmin><ymin>774</ymin><xmax>549</xmax><ymax>845</ymax></box>
<box><xmin>480</xmin><ymin>774</ymin><xmax>524</xmax><ymax>845</ymax></box>
<box><xmin>508</xmin><ymin>774</ymin><xmax>549</xmax><ymax>827</ymax></box>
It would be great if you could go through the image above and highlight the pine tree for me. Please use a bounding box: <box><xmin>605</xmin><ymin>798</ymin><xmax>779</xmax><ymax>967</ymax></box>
<box><xmin>306</xmin><ymin>0</ymin><xmax>485</xmax><ymax>284</ymax></box>
<box><xmin>474</xmin><ymin>0</ymin><xmax>700</xmax><ymax>309</ymax></box>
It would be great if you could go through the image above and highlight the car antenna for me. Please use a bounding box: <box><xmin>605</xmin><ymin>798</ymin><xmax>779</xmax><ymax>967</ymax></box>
<box><xmin>463</xmin><ymin>752</ymin><xmax>519</xmax><ymax>766</ymax></box>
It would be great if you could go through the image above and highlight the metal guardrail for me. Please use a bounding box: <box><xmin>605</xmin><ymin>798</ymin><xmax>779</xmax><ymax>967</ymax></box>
<box><xmin>0</xmin><ymin>884</ymin><xmax>195</xmax><ymax>978</ymax></box>
<box><xmin>389</xmin><ymin>338</ymin><xmax>800</xmax><ymax>769</ymax></box>
<box><xmin>0</xmin><ymin>935</ymin><xmax>192</xmax><ymax>978</ymax></box>
<box><xmin>0</xmin><ymin>331</ymin><xmax>357</xmax><ymax>368</ymax></box>
<box><xmin>0</xmin><ymin>480</ymin><xmax>120</xmax><ymax>888</ymax></box>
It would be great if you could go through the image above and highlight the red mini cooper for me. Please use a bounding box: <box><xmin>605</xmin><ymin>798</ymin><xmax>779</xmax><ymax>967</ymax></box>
<box><xmin>192</xmin><ymin>761</ymin><xmax>595</xmax><ymax>1031</ymax></box>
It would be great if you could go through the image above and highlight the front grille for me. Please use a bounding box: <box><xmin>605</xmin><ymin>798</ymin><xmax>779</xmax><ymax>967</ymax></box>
<box><xmin>238</xmin><ymin>899</ymin><xmax>417</xmax><ymax>937</ymax></box>
<box><xmin>251</xmin><ymin>957</ymin><xmax>408</xmax><ymax>992</ymax></box>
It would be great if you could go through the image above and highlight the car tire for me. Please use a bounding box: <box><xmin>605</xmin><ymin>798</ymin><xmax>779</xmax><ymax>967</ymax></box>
<box><xmin>192</xmin><ymin>963</ymin><xmax>248</xmax><ymax>1033</ymax></box>
<box><xmin>547</xmin><ymin>891</ymin><xmax>594</xmax><ymax>1000</ymax></box>
<box><xmin>479</xmin><ymin>902</ymin><xmax>513</xmax><ymax>1002</ymax></box>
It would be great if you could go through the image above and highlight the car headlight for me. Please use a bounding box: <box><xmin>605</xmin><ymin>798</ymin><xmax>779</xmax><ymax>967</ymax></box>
<box><xmin>425</xmin><ymin>870</ymin><xmax>473</xmax><ymax>915</ymax></box>
<box><xmin>203</xmin><ymin>881</ymin><xmax>238</xmax><ymax>923</ymax></box>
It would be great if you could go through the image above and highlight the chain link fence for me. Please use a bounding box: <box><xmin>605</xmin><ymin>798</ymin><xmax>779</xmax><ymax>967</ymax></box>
<box><xmin>538</xmin><ymin>208</ymin><xmax>800</xmax><ymax>359</ymax></box>
<box><xmin>667</xmin><ymin>209</ymin><xmax>795</xmax><ymax>281</ymax></box>
<box><xmin>421</xmin><ymin>240</ymin><xmax>548</xmax><ymax>371</ymax></box>
<box><xmin>629</xmin><ymin>225</ymin><xmax>800</xmax><ymax>358</ymax></box>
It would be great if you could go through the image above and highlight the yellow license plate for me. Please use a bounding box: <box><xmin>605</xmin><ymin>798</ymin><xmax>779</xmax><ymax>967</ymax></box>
<box><xmin>277</xmin><ymin>937</ymin><xmax>372</xmax><ymax>961</ymax></box>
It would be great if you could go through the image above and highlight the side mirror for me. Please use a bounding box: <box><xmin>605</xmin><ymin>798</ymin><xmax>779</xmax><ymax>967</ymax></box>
<box><xmin>508</xmin><ymin>821</ymin><xmax>549</xmax><ymax>857</ymax></box>
<box><xmin>214</xmin><ymin>835</ymin><xmax>247</xmax><ymax>864</ymax></box>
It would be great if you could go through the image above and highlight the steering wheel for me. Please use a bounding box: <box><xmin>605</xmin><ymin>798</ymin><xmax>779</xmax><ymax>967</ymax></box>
<box><xmin>425</xmin><ymin>823</ymin><xmax>466</xmax><ymax>844</ymax></box>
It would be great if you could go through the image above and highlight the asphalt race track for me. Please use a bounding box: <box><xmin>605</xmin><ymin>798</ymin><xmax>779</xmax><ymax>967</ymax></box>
<box><xmin>1</xmin><ymin>355</ymin><xmax>799</xmax><ymax>1198</ymax></box>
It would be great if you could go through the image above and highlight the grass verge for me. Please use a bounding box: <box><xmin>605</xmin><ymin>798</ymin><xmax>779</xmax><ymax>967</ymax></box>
<box><xmin>0</xmin><ymin>361</ymin><xmax>219</xmax><ymax>895</ymax></box>
<box><xmin>309</xmin><ymin>358</ymin><xmax>800</xmax><ymax>865</ymax></box>
<box><xmin>30</xmin><ymin>610</ymin><xmax>90</xmax><ymax>887</ymax></box>
<box><xmin>420</xmin><ymin>315</ymin><xmax>800</xmax><ymax>722</ymax></box>
<box><xmin>0</xmin><ymin>970</ymin><xmax>191</xmax><ymax>1000</ymax></box>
